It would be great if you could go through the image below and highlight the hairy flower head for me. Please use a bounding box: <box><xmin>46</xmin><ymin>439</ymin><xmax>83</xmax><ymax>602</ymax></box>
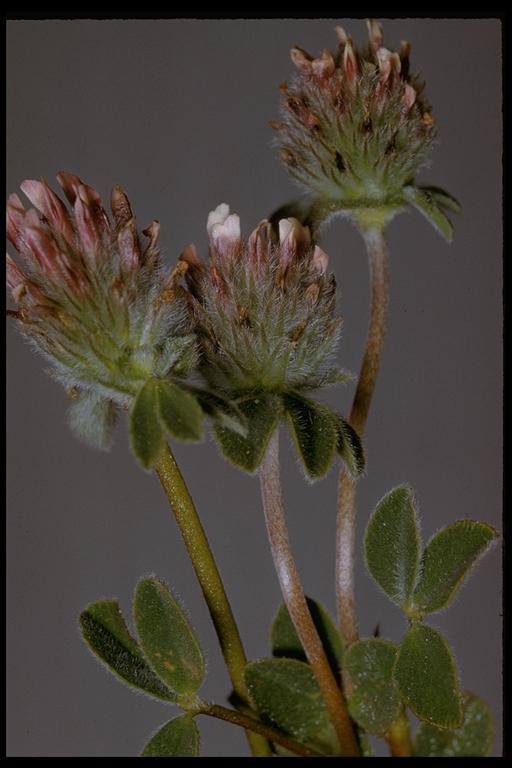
<box><xmin>180</xmin><ymin>204</ymin><xmax>344</xmax><ymax>397</ymax></box>
<box><xmin>175</xmin><ymin>204</ymin><xmax>363</xmax><ymax>479</ymax></box>
<box><xmin>273</xmin><ymin>19</ymin><xmax>460</xmax><ymax>238</ymax></box>
<box><xmin>6</xmin><ymin>173</ymin><xmax>201</xmax><ymax>460</ymax></box>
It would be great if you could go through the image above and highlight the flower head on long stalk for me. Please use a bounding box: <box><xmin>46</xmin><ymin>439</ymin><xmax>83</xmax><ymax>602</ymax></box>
<box><xmin>177</xmin><ymin>205</ymin><xmax>365</xmax><ymax>480</ymax></box>
<box><xmin>6</xmin><ymin>173</ymin><xmax>203</xmax><ymax>466</ymax></box>
<box><xmin>273</xmin><ymin>19</ymin><xmax>460</xmax><ymax>238</ymax></box>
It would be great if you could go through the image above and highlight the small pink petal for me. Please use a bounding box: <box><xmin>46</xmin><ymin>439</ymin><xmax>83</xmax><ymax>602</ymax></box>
<box><xmin>343</xmin><ymin>39</ymin><xmax>358</xmax><ymax>85</ymax></box>
<box><xmin>248</xmin><ymin>219</ymin><xmax>273</xmax><ymax>274</ymax></box>
<box><xmin>290</xmin><ymin>46</ymin><xmax>313</xmax><ymax>76</ymax></box>
<box><xmin>110</xmin><ymin>184</ymin><xmax>134</xmax><ymax>229</ymax></box>
<box><xmin>74</xmin><ymin>184</ymin><xmax>110</xmax><ymax>257</ymax></box>
<box><xmin>142</xmin><ymin>220</ymin><xmax>160</xmax><ymax>261</ymax></box>
<box><xmin>402</xmin><ymin>83</ymin><xmax>417</xmax><ymax>111</ymax></box>
<box><xmin>6</xmin><ymin>253</ymin><xmax>26</xmax><ymax>301</ymax></box>
<box><xmin>24</xmin><ymin>224</ymin><xmax>61</xmax><ymax>273</ymax></box>
<box><xmin>312</xmin><ymin>50</ymin><xmax>335</xmax><ymax>81</ymax></box>
<box><xmin>117</xmin><ymin>219</ymin><xmax>141</xmax><ymax>273</ymax></box>
<box><xmin>334</xmin><ymin>26</ymin><xmax>348</xmax><ymax>46</ymax></box>
<box><xmin>366</xmin><ymin>19</ymin><xmax>383</xmax><ymax>53</ymax></box>
<box><xmin>210</xmin><ymin>213</ymin><xmax>241</xmax><ymax>263</ymax></box>
<box><xmin>56</xmin><ymin>171</ymin><xmax>84</xmax><ymax>204</ymax></box>
<box><xmin>6</xmin><ymin>194</ymin><xmax>28</xmax><ymax>252</ymax></box>
<box><xmin>207</xmin><ymin>203</ymin><xmax>230</xmax><ymax>237</ymax></box>
<box><xmin>312</xmin><ymin>245</ymin><xmax>329</xmax><ymax>274</ymax></box>
<box><xmin>278</xmin><ymin>217</ymin><xmax>311</xmax><ymax>267</ymax></box>
<box><xmin>21</xmin><ymin>179</ymin><xmax>75</xmax><ymax>246</ymax></box>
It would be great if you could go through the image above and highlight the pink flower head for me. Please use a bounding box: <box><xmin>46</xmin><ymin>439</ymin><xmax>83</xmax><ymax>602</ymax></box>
<box><xmin>6</xmin><ymin>173</ymin><xmax>197</xmax><ymax>441</ymax></box>
<box><xmin>177</xmin><ymin>206</ymin><xmax>342</xmax><ymax>396</ymax></box>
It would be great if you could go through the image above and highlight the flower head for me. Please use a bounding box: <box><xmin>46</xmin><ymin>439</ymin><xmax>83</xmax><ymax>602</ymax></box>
<box><xmin>176</xmin><ymin>205</ymin><xmax>363</xmax><ymax>479</ymax></box>
<box><xmin>273</xmin><ymin>19</ymin><xmax>460</xmax><ymax>237</ymax></box>
<box><xmin>181</xmin><ymin>204</ymin><xmax>342</xmax><ymax>397</ymax></box>
<box><xmin>6</xmin><ymin>173</ymin><xmax>201</xmax><ymax>461</ymax></box>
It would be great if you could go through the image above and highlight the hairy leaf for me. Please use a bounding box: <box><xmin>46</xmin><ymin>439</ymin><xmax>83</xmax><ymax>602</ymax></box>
<box><xmin>141</xmin><ymin>714</ymin><xmax>200</xmax><ymax>757</ymax></box>
<box><xmin>336</xmin><ymin>416</ymin><xmax>366</xmax><ymax>478</ymax></box>
<box><xmin>414</xmin><ymin>692</ymin><xmax>493</xmax><ymax>757</ymax></box>
<box><xmin>79</xmin><ymin>600</ymin><xmax>175</xmax><ymax>702</ymax></box>
<box><xmin>412</xmin><ymin>521</ymin><xmax>499</xmax><ymax>614</ymax></box>
<box><xmin>394</xmin><ymin>623</ymin><xmax>463</xmax><ymax>729</ymax></box>
<box><xmin>345</xmin><ymin>639</ymin><xmax>400</xmax><ymax>735</ymax></box>
<box><xmin>284</xmin><ymin>394</ymin><xmax>338</xmax><ymax>480</ymax></box>
<box><xmin>129</xmin><ymin>380</ymin><xmax>164</xmax><ymax>469</ymax></box>
<box><xmin>245</xmin><ymin>658</ymin><xmax>339</xmax><ymax>755</ymax></box>
<box><xmin>364</xmin><ymin>485</ymin><xmax>421</xmax><ymax>610</ymax></box>
<box><xmin>418</xmin><ymin>185</ymin><xmax>462</xmax><ymax>214</ymax></box>
<box><xmin>156</xmin><ymin>379</ymin><xmax>203</xmax><ymax>441</ymax></box>
<box><xmin>134</xmin><ymin>576</ymin><xmax>204</xmax><ymax>696</ymax></box>
<box><xmin>188</xmin><ymin>387</ymin><xmax>247</xmax><ymax>435</ymax></box>
<box><xmin>403</xmin><ymin>185</ymin><xmax>454</xmax><ymax>242</ymax></box>
<box><xmin>214</xmin><ymin>395</ymin><xmax>281</xmax><ymax>473</ymax></box>
<box><xmin>271</xmin><ymin>597</ymin><xmax>344</xmax><ymax>678</ymax></box>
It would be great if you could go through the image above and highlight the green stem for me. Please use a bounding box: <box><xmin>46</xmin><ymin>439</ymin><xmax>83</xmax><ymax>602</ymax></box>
<box><xmin>259</xmin><ymin>430</ymin><xmax>361</xmax><ymax>757</ymax></box>
<box><xmin>385</xmin><ymin>710</ymin><xmax>413</xmax><ymax>757</ymax></box>
<box><xmin>199</xmin><ymin>702</ymin><xmax>321</xmax><ymax>757</ymax></box>
<box><xmin>336</xmin><ymin>226</ymin><xmax>389</xmax><ymax>648</ymax></box>
<box><xmin>155</xmin><ymin>444</ymin><xmax>271</xmax><ymax>757</ymax></box>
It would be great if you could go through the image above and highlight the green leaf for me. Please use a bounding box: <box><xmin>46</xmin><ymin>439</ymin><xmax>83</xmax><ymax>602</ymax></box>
<box><xmin>214</xmin><ymin>395</ymin><xmax>280</xmax><ymax>473</ymax></box>
<box><xmin>188</xmin><ymin>387</ymin><xmax>247</xmax><ymax>436</ymax></box>
<box><xmin>403</xmin><ymin>185</ymin><xmax>455</xmax><ymax>242</ymax></box>
<box><xmin>345</xmin><ymin>639</ymin><xmax>401</xmax><ymax>735</ymax></box>
<box><xmin>418</xmin><ymin>185</ymin><xmax>462</xmax><ymax>214</ymax></box>
<box><xmin>336</xmin><ymin>416</ymin><xmax>365</xmax><ymax>478</ymax></box>
<box><xmin>414</xmin><ymin>692</ymin><xmax>493</xmax><ymax>757</ymax></box>
<box><xmin>411</xmin><ymin>521</ymin><xmax>499</xmax><ymax>615</ymax></box>
<box><xmin>284</xmin><ymin>394</ymin><xmax>338</xmax><ymax>480</ymax></box>
<box><xmin>68</xmin><ymin>390</ymin><xmax>116</xmax><ymax>451</ymax></box>
<box><xmin>271</xmin><ymin>598</ymin><xmax>344</xmax><ymax>678</ymax></box>
<box><xmin>156</xmin><ymin>379</ymin><xmax>203</xmax><ymax>441</ymax></box>
<box><xmin>364</xmin><ymin>485</ymin><xmax>421</xmax><ymax>610</ymax></box>
<box><xmin>394</xmin><ymin>623</ymin><xmax>463</xmax><ymax>729</ymax></box>
<box><xmin>141</xmin><ymin>714</ymin><xmax>200</xmax><ymax>757</ymax></box>
<box><xmin>79</xmin><ymin>600</ymin><xmax>175</xmax><ymax>702</ymax></box>
<box><xmin>245</xmin><ymin>658</ymin><xmax>339</xmax><ymax>755</ymax></box>
<box><xmin>129</xmin><ymin>380</ymin><xmax>164</xmax><ymax>469</ymax></box>
<box><xmin>134</xmin><ymin>576</ymin><xmax>205</xmax><ymax>696</ymax></box>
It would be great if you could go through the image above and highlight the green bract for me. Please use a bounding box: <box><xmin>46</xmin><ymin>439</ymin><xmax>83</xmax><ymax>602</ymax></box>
<box><xmin>178</xmin><ymin>206</ymin><xmax>364</xmax><ymax>479</ymax></box>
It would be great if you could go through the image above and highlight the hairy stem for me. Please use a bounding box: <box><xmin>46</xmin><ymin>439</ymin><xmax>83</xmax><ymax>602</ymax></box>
<box><xmin>259</xmin><ymin>430</ymin><xmax>361</xmax><ymax>757</ymax></box>
<box><xmin>336</xmin><ymin>226</ymin><xmax>389</xmax><ymax>647</ymax></box>
<box><xmin>199</xmin><ymin>702</ymin><xmax>321</xmax><ymax>757</ymax></box>
<box><xmin>155</xmin><ymin>444</ymin><xmax>271</xmax><ymax>757</ymax></box>
<box><xmin>386</xmin><ymin>710</ymin><xmax>413</xmax><ymax>757</ymax></box>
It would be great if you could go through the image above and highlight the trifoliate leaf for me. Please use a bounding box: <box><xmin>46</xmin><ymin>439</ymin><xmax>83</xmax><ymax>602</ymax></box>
<box><xmin>284</xmin><ymin>394</ymin><xmax>338</xmax><ymax>480</ymax></box>
<box><xmin>214</xmin><ymin>395</ymin><xmax>281</xmax><ymax>473</ymax></box>
<box><xmin>129</xmin><ymin>380</ymin><xmax>164</xmax><ymax>469</ymax></box>
<box><xmin>134</xmin><ymin>576</ymin><xmax>205</xmax><ymax>696</ymax></box>
<box><xmin>412</xmin><ymin>521</ymin><xmax>499</xmax><ymax>614</ymax></box>
<box><xmin>394</xmin><ymin>623</ymin><xmax>463</xmax><ymax>729</ymax></box>
<box><xmin>79</xmin><ymin>600</ymin><xmax>175</xmax><ymax>702</ymax></box>
<box><xmin>414</xmin><ymin>691</ymin><xmax>493</xmax><ymax>757</ymax></box>
<box><xmin>141</xmin><ymin>714</ymin><xmax>200</xmax><ymax>757</ymax></box>
<box><xmin>364</xmin><ymin>485</ymin><xmax>421</xmax><ymax>610</ymax></box>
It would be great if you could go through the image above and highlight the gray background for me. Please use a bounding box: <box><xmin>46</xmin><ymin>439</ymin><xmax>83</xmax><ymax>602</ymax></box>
<box><xmin>6</xmin><ymin>18</ymin><xmax>502</xmax><ymax>757</ymax></box>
